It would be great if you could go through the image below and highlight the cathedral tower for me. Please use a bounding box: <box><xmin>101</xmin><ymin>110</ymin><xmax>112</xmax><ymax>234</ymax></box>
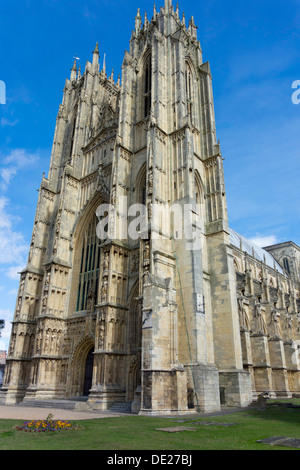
<box><xmin>7</xmin><ymin>0</ymin><xmax>299</xmax><ymax>413</ymax></box>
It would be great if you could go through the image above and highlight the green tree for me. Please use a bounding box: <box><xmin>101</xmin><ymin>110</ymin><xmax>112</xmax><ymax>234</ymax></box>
<box><xmin>0</xmin><ymin>319</ymin><xmax>4</xmax><ymax>337</ymax></box>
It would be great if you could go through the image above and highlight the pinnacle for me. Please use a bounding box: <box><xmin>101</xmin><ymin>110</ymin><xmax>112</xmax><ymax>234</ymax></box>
<box><xmin>93</xmin><ymin>42</ymin><xmax>99</xmax><ymax>54</ymax></box>
<box><xmin>165</xmin><ymin>0</ymin><xmax>173</xmax><ymax>11</ymax></box>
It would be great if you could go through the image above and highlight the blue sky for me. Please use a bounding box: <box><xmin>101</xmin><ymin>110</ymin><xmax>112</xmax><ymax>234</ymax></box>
<box><xmin>0</xmin><ymin>0</ymin><xmax>299</xmax><ymax>351</ymax></box>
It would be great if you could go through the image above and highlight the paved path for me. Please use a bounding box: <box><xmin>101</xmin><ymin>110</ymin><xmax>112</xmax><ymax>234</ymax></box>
<box><xmin>0</xmin><ymin>404</ymin><xmax>252</xmax><ymax>421</ymax></box>
<box><xmin>0</xmin><ymin>405</ymin><xmax>127</xmax><ymax>421</ymax></box>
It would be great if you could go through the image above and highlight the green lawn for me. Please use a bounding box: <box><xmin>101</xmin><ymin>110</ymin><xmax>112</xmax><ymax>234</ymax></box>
<box><xmin>0</xmin><ymin>403</ymin><xmax>299</xmax><ymax>451</ymax></box>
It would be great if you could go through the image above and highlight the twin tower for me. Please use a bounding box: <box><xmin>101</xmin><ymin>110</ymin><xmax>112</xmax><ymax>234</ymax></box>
<box><xmin>1</xmin><ymin>1</ymin><xmax>255</xmax><ymax>413</ymax></box>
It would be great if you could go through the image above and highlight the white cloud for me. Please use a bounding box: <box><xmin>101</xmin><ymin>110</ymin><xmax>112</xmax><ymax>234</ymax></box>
<box><xmin>0</xmin><ymin>197</ymin><xmax>28</xmax><ymax>266</ymax></box>
<box><xmin>8</xmin><ymin>289</ymin><xmax>18</xmax><ymax>296</ymax></box>
<box><xmin>0</xmin><ymin>197</ymin><xmax>12</xmax><ymax>229</ymax></box>
<box><xmin>6</xmin><ymin>266</ymin><xmax>24</xmax><ymax>281</ymax></box>
<box><xmin>248</xmin><ymin>235</ymin><xmax>278</xmax><ymax>248</ymax></box>
<box><xmin>3</xmin><ymin>148</ymin><xmax>38</xmax><ymax>167</ymax></box>
<box><xmin>1</xmin><ymin>118</ymin><xmax>19</xmax><ymax>127</ymax></box>
<box><xmin>0</xmin><ymin>167</ymin><xmax>17</xmax><ymax>190</ymax></box>
<box><xmin>0</xmin><ymin>148</ymin><xmax>39</xmax><ymax>190</ymax></box>
<box><xmin>83</xmin><ymin>6</ymin><xmax>97</xmax><ymax>20</ymax></box>
<box><xmin>0</xmin><ymin>309</ymin><xmax>13</xmax><ymax>340</ymax></box>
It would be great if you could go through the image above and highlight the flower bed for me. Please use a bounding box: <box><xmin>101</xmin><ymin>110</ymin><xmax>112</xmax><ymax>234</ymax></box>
<box><xmin>16</xmin><ymin>414</ymin><xmax>79</xmax><ymax>433</ymax></box>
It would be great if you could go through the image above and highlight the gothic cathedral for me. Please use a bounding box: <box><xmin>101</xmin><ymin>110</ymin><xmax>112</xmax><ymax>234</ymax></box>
<box><xmin>1</xmin><ymin>1</ymin><xmax>300</xmax><ymax>414</ymax></box>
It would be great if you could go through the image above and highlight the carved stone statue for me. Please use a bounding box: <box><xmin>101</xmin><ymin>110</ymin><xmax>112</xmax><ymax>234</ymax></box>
<box><xmin>270</xmin><ymin>306</ymin><xmax>281</xmax><ymax>339</ymax></box>
<box><xmin>238</xmin><ymin>296</ymin><xmax>250</xmax><ymax>331</ymax></box>
<box><xmin>86</xmin><ymin>280</ymin><xmax>96</xmax><ymax>312</ymax></box>
<box><xmin>284</xmin><ymin>312</ymin><xmax>293</xmax><ymax>341</ymax></box>
<box><xmin>254</xmin><ymin>300</ymin><xmax>267</xmax><ymax>335</ymax></box>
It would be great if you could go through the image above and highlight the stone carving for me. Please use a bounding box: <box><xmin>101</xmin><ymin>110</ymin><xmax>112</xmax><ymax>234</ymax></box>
<box><xmin>45</xmin><ymin>269</ymin><xmax>51</xmax><ymax>286</ymax></box>
<box><xmin>86</xmin><ymin>279</ymin><xmax>96</xmax><ymax>312</ymax></box>
<box><xmin>97</xmin><ymin>318</ymin><xmax>106</xmax><ymax>350</ymax></box>
<box><xmin>131</xmin><ymin>251</ymin><xmax>139</xmax><ymax>273</ymax></box>
<box><xmin>237</xmin><ymin>296</ymin><xmax>250</xmax><ymax>331</ymax></box>
<box><xmin>31</xmin><ymin>224</ymin><xmax>36</xmax><ymax>246</ymax></box>
<box><xmin>36</xmin><ymin>330</ymin><xmax>43</xmax><ymax>354</ymax></box>
<box><xmin>97</xmin><ymin>161</ymin><xmax>109</xmax><ymax>194</ymax></box>
<box><xmin>9</xmin><ymin>334</ymin><xmax>16</xmax><ymax>356</ymax></box>
<box><xmin>254</xmin><ymin>300</ymin><xmax>267</xmax><ymax>335</ymax></box>
<box><xmin>270</xmin><ymin>305</ymin><xmax>281</xmax><ymax>339</ymax></box>
<box><xmin>284</xmin><ymin>312</ymin><xmax>293</xmax><ymax>341</ymax></box>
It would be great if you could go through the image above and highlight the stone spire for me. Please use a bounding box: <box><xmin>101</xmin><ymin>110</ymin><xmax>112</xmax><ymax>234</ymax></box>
<box><xmin>92</xmin><ymin>42</ymin><xmax>99</xmax><ymax>70</ymax></box>
<box><xmin>93</xmin><ymin>41</ymin><xmax>99</xmax><ymax>53</ymax></box>
<box><xmin>102</xmin><ymin>53</ymin><xmax>106</xmax><ymax>76</ymax></box>
<box><xmin>144</xmin><ymin>11</ymin><xmax>149</xmax><ymax>28</ymax></box>
<box><xmin>135</xmin><ymin>8</ymin><xmax>142</xmax><ymax>35</ymax></box>
<box><xmin>70</xmin><ymin>59</ymin><xmax>77</xmax><ymax>81</ymax></box>
<box><xmin>189</xmin><ymin>16</ymin><xmax>198</xmax><ymax>39</ymax></box>
<box><xmin>165</xmin><ymin>0</ymin><xmax>173</xmax><ymax>12</ymax></box>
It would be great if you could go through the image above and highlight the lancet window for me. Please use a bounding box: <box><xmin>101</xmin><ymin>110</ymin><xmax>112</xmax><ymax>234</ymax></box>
<box><xmin>76</xmin><ymin>215</ymin><xmax>101</xmax><ymax>311</ymax></box>
<box><xmin>144</xmin><ymin>54</ymin><xmax>152</xmax><ymax>118</ymax></box>
<box><xmin>283</xmin><ymin>257</ymin><xmax>290</xmax><ymax>275</ymax></box>
<box><xmin>69</xmin><ymin>106</ymin><xmax>78</xmax><ymax>160</ymax></box>
<box><xmin>185</xmin><ymin>62</ymin><xmax>193</xmax><ymax>119</ymax></box>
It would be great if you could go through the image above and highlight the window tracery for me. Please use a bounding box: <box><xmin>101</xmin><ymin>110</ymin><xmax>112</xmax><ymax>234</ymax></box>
<box><xmin>76</xmin><ymin>215</ymin><xmax>101</xmax><ymax>311</ymax></box>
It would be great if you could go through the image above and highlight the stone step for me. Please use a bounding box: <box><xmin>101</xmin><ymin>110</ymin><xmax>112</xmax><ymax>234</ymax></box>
<box><xmin>108</xmin><ymin>402</ymin><xmax>132</xmax><ymax>413</ymax></box>
<box><xmin>16</xmin><ymin>398</ymin><xmax>133</xmax><ymax>413</ymax></box>
<box><xmin>17</xmin><ymin>399</ymin><xmax>85</xmax><ymax>410</ymax></box>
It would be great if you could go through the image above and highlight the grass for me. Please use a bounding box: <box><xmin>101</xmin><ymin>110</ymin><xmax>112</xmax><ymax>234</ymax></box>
<box><xmin>0</xmin><ymin>402</ymin><xmax>299</xmax><ymax>451</ymax></box>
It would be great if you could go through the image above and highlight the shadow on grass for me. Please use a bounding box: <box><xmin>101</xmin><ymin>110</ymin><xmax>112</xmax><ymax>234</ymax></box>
<box><xmin>249</xmin><ymin>403</ymin><xmax>300</xmax><ymax>426</ymax></box>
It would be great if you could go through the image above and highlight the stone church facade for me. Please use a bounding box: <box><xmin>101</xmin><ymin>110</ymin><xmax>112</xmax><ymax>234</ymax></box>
<box><xmin>1</xmin><ymin>0</ymin><xmax>300</xmax><ymax>414</ymax></box>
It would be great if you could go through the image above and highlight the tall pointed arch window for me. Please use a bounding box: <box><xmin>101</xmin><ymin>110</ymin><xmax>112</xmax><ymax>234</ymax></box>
<box><xmin>144</xmin><ymin>54</ymin><xmax>152</xmax><ymax>118</ymax></box>
<box><xmin>195</xmin><ymin>170</ymin><xmax>205</xmax><ymax>223</ymax></box>
<box><xmin>135</xmin><ymin>163</ymin><xmax>147</xmax><ymax>205</ymax></box>
<box><xmin>185</xmin><ymin>62</ymin><xmax>193</xmax><ymax>120</ymax></box>
<box><xmin>283</xmin><ymin>257</ymin><xmax>290</xmax><ymax>275</ymax></box>
<box><xmin>76</xmin><ymin>215</ymin><xmax>101</xmax><ymax>311</ymax></box>
<box><xmin>69</xmin><ymin>105</ymin><xmax>78</xmax><ymax>161</ymax></box>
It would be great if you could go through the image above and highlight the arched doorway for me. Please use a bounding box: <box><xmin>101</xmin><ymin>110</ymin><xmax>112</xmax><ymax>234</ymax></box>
<box><xmin>83</xmin><ymin>347</ymin><xmax>94</xmax><ymax>396</ymax></box>
<box><xmin>67</xmin><ymin>338</ymin><xmax>95</xmax><ymax>398</ymax></box>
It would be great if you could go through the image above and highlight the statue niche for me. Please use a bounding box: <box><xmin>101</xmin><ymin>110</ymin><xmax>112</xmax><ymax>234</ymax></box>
<box><xmin>98</xmin><ymin>98</ymin><xmax>118</xmax><ymax>130</ymax></box>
